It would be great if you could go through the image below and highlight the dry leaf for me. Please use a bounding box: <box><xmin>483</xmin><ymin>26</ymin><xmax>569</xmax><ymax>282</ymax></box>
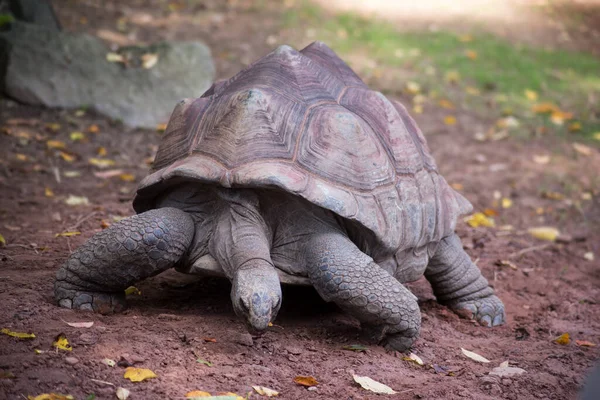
<box><xmin>466</xmin><ymin>86</ymin><xmax>480</xmax><ymax>95</ymax></box>
<box><xmin>97</xmin><ymin>146</ymin><xmax>107</xmax><ymax>156</ymax></box>
<box><xmin>352</xmin><ymin>374</ymin><xmax>396</xmax><ymax>394</ymax></box>
<box><xmin>583</xmin><ymin>252</ymin><xmax>594</xmax><ymax>261</ymax></box>
<box><xmin>572</xmin><ymin>143</ymin><xmax>593</xmax><ymax>156</ymax></box>
<box><xmin>45</xmin><ymin>187</ymin><xmax>55</xmax><ymax>197</ymax></box>
<box><xmin>542</xmin><ymin>191</ymin><xmax>564</xmax><ymax>200</ymax></box>
<box><xmin>524</xmin><ymin>89</ymin><xmax>538</xmax><ymax>101</ymax></box>
<box><xmin>55</xmin><ymin>231</ymin><xmax>81</xmax><ymax>238</ymax></box>
<box><xmin>89</xmin><ymin>158</ymin><xmax>116</xmax><ymax>168</ymax></box>
<box><xmin>252</xmin><ymin>386</ymin><xmax>279</xmax><ymax>397</ymax></box>
<box><xmin>532</xmin><ymin>102</ymin><xmax>559</xmax><ymax>114</ymax></box>
<box><xmin>294</xmin><ymin>375</ymin><xmax>318</xmax><ymax>387</ymax></box>
<box><xmin>501</xmin><ymin>198</ymin><xmax>512</xmax><ymax>208</ymax></box>
<box><xmin>533</xmin><ymin>154</ymin><xmax>550</xmax><ymax>164</ymax></box>
<box><xmin>65</xmin><ymin>195</ymin><xmax>89</xmax><ymax>206</ymax></box>
<box><xmin>461</xmin><ymin>348</ymin><xmax>490</xmax><ymax>363</ymax></box>
<box><xmin>119</xmin><ymin>173</ymin><xmax>136</xmax><ymax>182</ymax></box>
<box><xmin>196</xmin><ymin>358</ymin><xmax>213</xmax><ymax>367</ymax></box>
<box><xmin>483</xmin><ymin>208</ymin><xmax>498</xmax><ymax>217</ymax></box>
<box><xmin>69</xmin><ymin>132</ymin><xmax>85</xmax><ymax>141</ymax></box>
<box><xmin>1</xmin><ymin>328</ymin><xmax>36</xmax><ymax>339</ymax></box>
<box><xmin>550</xmin><ymin>110</ymin><xmax>573</xmax><ymax>125</ymax></box>
<box><xmin>106</xmin><ymin>52</ymin><xmax>125</xmax><ymax>63</ymax></box>
<box><xmin>203</xmin><ymin>338</ymin><xmax>217</xmax><ymax>343</ymax></box>
<box><xmin>64</xmin><ymin>171</ymin><xmax>81</xmax><ymax>178</ymax></box>
<box><xmin>53</xmin><ymin>334</ymin><xmax>72</xmax><ymax>351</ymax></box>
<box><xmin>568</xmin><ymin>122</ymin><xmax>582</xmax><ymax>132</ymax></box>
<box><xmin>553</xmin><ymin>333</ymin><xmax>570</xmax><ymax>345</ymax></box>
<box><xmin>451</xmin><ymin>183</ymin><xmax>464</xmax><ymax>191</ymax></box>
<box><xmin>15</xmin><ymin>153</ymin><xmax>29</xmax><ymax>161</ymax></box>
<box><xmin>496</xmin><ymin>260</ymin><xmax>518</xmax><ymax>270</ymax></box>
<box><xmin>141</xmin><ymin>53</ymin><xmax>159</xmax><ymax>69</ymax></box>
<box><xmin>116</xmin><ymin>387</ymin><xmax>130</xmax><ymax>400</ymax></box>
<box><xmin>403</xmin><ymin>353</ymin><xmax>424</xmax><ymax>366</ymax></box>
<box><xmin>464</xmin><ymin>212</ymin><xmax>495</xmax><ymax>228</ymax></box>
<box><xmin>499</xmin><ymin>360</ymin><xmax>509</xmax><ymax>368</ymax></box>
<box><xmin>94</xmin><ymin>169</ymin><xmax>124</xmax><ymax>179</ymax></box>
<box><xmin>465</xmin><ymin>49</ymin><xmax>478</xmax><ymax>60</ymax></box>
<box><xmin>156</xmin><ymin>123</ymin><xmax>168</xmax><ymax>132</ymax></box>
<box><xmin>123</xmin><ymin>367</ymin><xmax>157</xmax><ymax>382</ymax></box>
<box><xmin>59</xmin><ymin>151</ymin><xmax>76</xmax><ymax>163</ymax></box>
<box><xmin>102</xmin><ymin>358</ymin><xmax>116</xmax><ymax>367</ymax></box>
<box><xmin>342</xmin><ymin>344</ymin><xmax>368</xmax><ymax>352</ymax></box>
<box><xmin>575</xmin><ymin>340</ymin><xmax>596</xmax><ymax>347</ymax></box>
<box><xmin>593</xmin><ymin>132</ymin><xmax>600</xmax><ymax>141</ymax></box>
<box><xmin>185</xmin><ymin>391</ymin><xmax>211</xmax><ymax>398</ymax></box>
<box><xmin>27</xmin><ymin>394</ymin><xmax>74</xmax><ymax>400</ymax></box>
<box><xmin>405</xmin><ymin>81</ymin><xmax>421</xmax><ymax>95</ymax></box>
<box><xmin>47</xmin><ymin>140</ymin><xmax>66</xmax><ymax>149</ymax></box>
<box><xmin>438</xmin><ymin>99</ymin><xmax>455</xmax><ymax>109</ymax></box>
<box><xmin>444</xmin><ymin>115</ymin><xmax>457</xmax><ymax>125</ymax></box>
<box><xmin>64</xmin><ymin>321</ymin><xmax>94</xmax><ymax>328</ymax></box>
<box><xmin>0</xmin><ymin>233</ymin><xmax>6</xmax><ymax>247</ymax></box>
<box><xmin>124</xmin><ymin>286</ymin><xmax>141</xmax><ymax>296</ymax></box>
<box><xmin>528</xmin><ymin>227</ymin><xmax>559</xmax><ymax>242</ymax></box>
<box><xmin>445</xmin><ymin>70</ymin><xmax>460</xmax><ymax>83</ymax></box>
<box><xmin>88</xmin><ymin>124</ymin><xmax>100</xmax><ymax>133</ymax></box>
<box><xmin>45</xmin><ymin>123</ymin><xmax>61</xmax><ymax>132</ymax></box>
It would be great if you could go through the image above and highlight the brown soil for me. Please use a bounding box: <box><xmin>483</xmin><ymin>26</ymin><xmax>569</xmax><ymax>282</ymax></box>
<box><xmin>1</xmin><ymin>1</ymin><xmax>599</xmax><ymax>399</ymax></box>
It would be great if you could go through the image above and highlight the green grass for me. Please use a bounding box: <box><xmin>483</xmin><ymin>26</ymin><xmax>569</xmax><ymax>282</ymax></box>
<box><xmin>282</xmin><ymin>4</ymin><xmax>600</xmax><ymax>140</ymax></box>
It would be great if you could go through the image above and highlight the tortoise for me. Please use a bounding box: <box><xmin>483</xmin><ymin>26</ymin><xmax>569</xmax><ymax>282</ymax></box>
<box><xmin>54</xmin><ymin>42</ymin><xmax>505</xmax><ymax>351</ymax></box>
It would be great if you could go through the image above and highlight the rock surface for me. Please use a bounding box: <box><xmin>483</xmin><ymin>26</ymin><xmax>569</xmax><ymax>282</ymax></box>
<box><xmin>0</xmin><ymin>22</ymin><xmax>214</xmax><ymax>128</ymax></box>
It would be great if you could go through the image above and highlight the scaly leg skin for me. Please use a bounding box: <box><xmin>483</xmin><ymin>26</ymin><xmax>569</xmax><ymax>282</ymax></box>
<box><xmin>304</xmin><ymin>232</ymin><xmax>421</xmax><ymax>351</ymax></box>
<box><xmin>426</xmin><ymin>234</ymin><xmax>505</xmax><ymax>326</ymax></box>
<box><xmin>54</xmin><ymin>207</ymin><xmax>194</xmax><ymax>314</ymax></box>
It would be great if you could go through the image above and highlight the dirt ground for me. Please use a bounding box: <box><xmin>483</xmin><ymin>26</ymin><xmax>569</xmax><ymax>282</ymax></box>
<box><xmin>1</xmin><ymin>1</ymin><xmax>599</xmax><ymax>399</ymax></box>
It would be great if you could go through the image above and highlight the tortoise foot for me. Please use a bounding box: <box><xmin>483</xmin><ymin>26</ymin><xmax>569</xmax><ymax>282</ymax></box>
<box><xmin>56</xmin><ymin>287</ymin><xmax>126</xmax><ymax>314</ymax></box>
<box><xmin>449</xmin><ymin>294</ymin><xmax>505</xmax><ymax>327</ymax></box>
<box><xmin>363</xmin><ymin>323</ymin><xmax>420</xmax><ymax>352</ymax></box>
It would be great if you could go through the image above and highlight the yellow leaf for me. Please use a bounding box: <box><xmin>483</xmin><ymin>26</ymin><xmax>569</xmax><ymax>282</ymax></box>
<box><xmin>156</xmin><ymin>123</ymin><xmax>168</xmax><ymax>132</ymax></box>
<box><xmin>444</xmin><ymin>115</ymin><xmax>457</xmax><ymax>125</ymax></box>
<box><xmin>352</xmin><ymin>374</ymin><xmax>396</xmax><ymax>394</ymax></box>
<box><xmin>119</xmin><ymin>173</ymin><xmax>136</xmax><ymax>182</ymax></box>
<box><xmin>568</xmin><ymin>122</ymin><xmax>581</xmax><ymax>132</ymax></box>
<box><xmin>465</xmin><ymin>86</ymin><xmax>480</xmax><ymax>95</ymax></box>
<box><xmin>45</xmin><ymin>123</ymin><xmax>61</xmax><ymax>132</ymax></box>
<box><xmin>45</xmin><ymin>187</ymin><xmax>54</xmax><ymax>197</ymax></box>
<box><xmin>1</xmin><ymin>328</ymin><xmax>36</xmax><ymax>339</ymax></box>
<box><xmin>124</xmin><ymin>286</ymin><xmax>141</xmax><ymax>296</ymax></box>
<box><xmin>553</xmin><ymin>333</ymin><xmax>570</xmax><ymax>345</ymax></box>
<box><xmin>593</xmin><ymin>132</ymin><xmax>600</xmax><ymax>141</ymax></box>
<box><xmin>69</xmin><ymin>132</ymin><xmax>85</xmax><ymax>141</ymax></box>
<box><xmin>413</xmin><ymin>104</ymin><xmax>423</xmax><ymax>114</ymax></box>
<box><xmin>483</xmin><ymin>208</ymin><xmax>498</xmax><ymax>217</ymax></box>
<box><xmin>575</xmin><ymin>340</ymin><xmax>596</xmax><ymax>347</ymax></box>
<box><xmin>106</xmin><ymin>52</ymin><xmax>125</xmax><ymax>63</ymax></box>
<box><xmin>97</xmin><ymin>146</ymin><xmax>107</xmax><ymax>156</ymax></box>
<box><xmin>445</xmin><ymin>70</ymin><xmax>460</xmax><ymax>84</ymax></box>
<box><xmin>542</xmin><ymin>191</ymin><xmax>564</xmax><ymax>200</ymax></box>
<box><xmin>402</xmin><ymin>352</ymin><xmax>424</xmax><ymax>365</ymax></box>
<box><xmin>533</xmin><ymin>154</ymin><xmax>550</xmax><ymax>164</ymax></box>
<box><xmin>496</xmin><ymin>260</ymin><xmax>518</xmax><ymax>270</ymax></box>
<box><xmin>59</xmin><ymin>151</ymin><xmax>75</xmax><ymax>163</ymax></box>
<box><xmin>464</xmin><ymin>212</ymin><xmax>495</xmax><ymax>228</ymax></box>
<box><xmin>34</xmin><ymin>349</ymin><xmax>44</xmax><ymax>354</ymax></box>
<box><xmin>524</xmin><ymin>89</ymin><xmax>538</xmax><ymax>101</ymax></box>
<box><xmin>123</xmin><ymin>367</ymin><xmax>157</xmax><ymax>382</ymax></box>
<box><xmin>16</xmin><ymin>153</ymin><xmax>29</xmax><ymax>161</ymax></box>
<box><xmin>88</xmin><ymin>124</ymin><xmax>100</xmax><ymax>133</ymax></box>
<box><xmin>53</xmin><ymin>334</ymin><xmax>72</xmax><ymax>351</ymax></box>
<box><xmin>65</xmin><ymin>195</ymin><xmax>89</xmax><ymax>206</ymax></box>
<box><xmin>28</xmin><ymin>394</ymin><xmax>74</xmax><ymax>400</ymax></box>
<box><xmin>185</xmin><ymin>391</ymin><xmax>211</xmax><ymax>398</ymax></box>
<box><xmin>252</xmin><ymin>386</ymin><xmax>279</xmax><ymax>397</ymax></box>
<box><xmin>572</xmin><ymin>142</ymin><xmax>593</xmax><ymax>156</ymax></box>
<box><xmin>450</xmin><ymin>183</ymin><xmax>463</xmax><ymax>191</ymax></box>
<box><xmin>55</xmin><ymin>231</ymin><xmax>81</xmax><ymax>238</ymax></box>
<box><xmin>532</xmin><ymin>102</ymin><xmax>559</xmax><ymax>114</ymax></box>
<box><xmin>461</xmin><ymin>348</ymin><xmax>490</xmax><ymax>363</ymax></box>
<box><xmin>89</xmin><ymin>158</ymin><xmax>116</xmax><ymax>168</ymax></box>
<box><xmin>438</xmin><ymin>99</ymin><xmax>455</xmax><ymax>109</ymax></box>
<box><xmin>405</xmin><ymin>81</ymin><xmax>421</xmax><ymax>95</ymax></box>
<box><xmin>528</xmin><ymin>227</ymin><xmax>559</xmax><ymax>242</ymax></box>
<box><xmin>47</xmin><ymin>140</ymin><xmax>66</xmax><ymax>149</ymax></box>
<box><xmin>501</xmin><ymin>198</ymin><xmax>512</xmax><ymax>208</ymax></box>
<box><xmin>294</xmin><ymin>375</ymin><xmax>319</xmax><ymax>387</ymax></box>
<box><xmin>0</xmin><ymin>233</ymin><xmax>5</xmax><ymax>247</ymax></box>
<box><xmin>465</xmin><ymin>49</ymin><xmax>478</xmax><ymax>60</ymax></box>
<box><xmin>550</xmin><ymin>110</ymin><xmax>573</xmax><ymax>125</ymax></box>
<box><xmin>141</xmin><ymin>53</ymin><xmax>159</xmax><ymax>69</ymax></box>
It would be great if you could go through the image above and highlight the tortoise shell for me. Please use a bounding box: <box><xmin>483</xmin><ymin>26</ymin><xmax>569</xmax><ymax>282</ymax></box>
<box><xmin>133</xmin><ymin>41</ymin><xmax>472</xmax><ymax>254</ymax></box>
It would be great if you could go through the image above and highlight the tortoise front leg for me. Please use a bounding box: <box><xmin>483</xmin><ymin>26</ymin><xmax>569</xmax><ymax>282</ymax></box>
<box><xmin>303</xmin><ymin>231</ymin><xmax>421</xmax><ymax>351</ymax></box>
<box><xmin>425</xmin><ymin>234</ymin><xmax>505</xmax><ymax>326</ymax></box>
<box><xmin>54</xmin><ymin>207</ymin><xmax>195</xmax><ymax>314</ymax></box>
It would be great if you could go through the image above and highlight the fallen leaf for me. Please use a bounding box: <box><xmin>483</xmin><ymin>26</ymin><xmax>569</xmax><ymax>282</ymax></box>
<box><xmin>45</xmin><ymin>123</ymin><xmax>61</xmax><ymax>132</ymax></box>
<box><xmin>582</xmin><ymin>192</ymin><xmax>592</xmax><ymax>201</ymax></box>
<box><xmin>1</xmin><ymin>328</ymin><xmax>36</xmax><ymax>339</ymax></box>
<box><xmin>528</xmin><ymin>227</ymin><xmax>560</xmax><ymax>242</ymax></box>
<box><xmin>88</xmin><ymin>124</ymin><xmax>100</xmax><ymax>133</ymax></box>
<box><xmin>593</xmin><ymin>132</ymin><xmax>600</xmax><ymax>141</ymax></box>
<box><xmin>438</xmin><ymin>99</ymin><xmax>455</xmax><ymax>109</ymax></box>
<box><xmin>196</xmin><ymin>359</ymin><xmax>213</xmax><ymax>367</ymax></box>
<box><xmin>47</xmin><ymin>140</ymin><xmax>66</xmax><ymax>149</ymax></box>
<box><xmin>413</xmin><ymin>104</ymin><xmax>423</xmax><ymax>114</ymax></box>
<box><xmin>119</xmin><ymin>173</ymin><xmax>136</xmax><ymax>182</ymax></box>
<box><xmin>106</xmin><ymin>52</ymin><xmax>125</xmax><ymax>63</ymax></box>
<box><xmin>501</xmin><ymin>198</ymin><xmax>512</xmax><ymax>208</ymax></box>
<box><xmin>59</xmin><ymin>151</ymin><xmax>76</xmax><ymax>163</ymax></box>
<box><xmin>402</xmin><ymin>352</ymin><xmax>424</xmax><ymax>366</ymax></box>
<box><xmin>461</xmin><ymin>348</ymin><xmax>490</xmax><ymax>363</ymax></box>
<box><xmin>123</xmin><ymin>367</ymin><xmax>157</xmax><ymax>382</ymax></box>
<box><xmin>141</xmin><ymin>53</ymin><xmax>159</xmax><ymax>69</ymax></box>
<box><xmin>93</xmin><ymin>169</ymin><xmax>124</xmax><ymax>179</ymax></box>
<box><xmin>100</xmin><ymin>220</ymin><xmax>111</xmax><ymax>229</ymax></box>
<box><xmin>156</xmin><ymin>123</ymin><xmax>168</xmax><ymax>132</ymax></box>
<box><xmin>64</xmin><ymin>321</ymin><xmax>94</xmax><ymax>328</ymax></box>
<box><xmin>524</xmin><ymin>89</ymin><xmax>538</xmax><ymax>101</ymax></box>
<box><xmin>252</xmin><ymin>385</ymin><xmax>279</xmax><ymax>397</ymax></box>
<box><xmin>97</xmin><ymin>147</ymin><xmax>107</xmax><ymax>157</ymax></box>
<box><xmin>69</xmin><ymin>132</ymin><xmax>85</xmax><ymax>141</ymax></box>
<box><xmin>465</xmin><ymin>86</ymin><xmax>480</xmax><ymax>95</ymax></box>
<box><xmin>553</xmin><ymin>333</ymin><xmax>570</xmax><ymax>345</ymax></box>
<box><xmin>405</xmin><ymin>81</ymin><xmax>421</xmax><ymax>95</ymax></box>
<box><xmin>53</xmin><ymin>334</ymin><xmax>72</xmax><ymax>351</ymax></box>
<box><xmin>0</xmin><ymin>233</ymin><xmax>5</xmax><ymax>247</ymax></box>
<box><xmin>542</xmin><ymin>191</ymin><xmax>564</xmax><ymax>200</ymax></box>
<box><xmin>444</xmin><ymin>115</ymin><xmax>457</xmax><ymax>125</ymax></box>
<box><xmin>34</xmin><ymin>349</ymin><xmax>44</xmax><ymax>354</ymax></box>
<box><xmin>496</xmin><ymin>260</ymin><xmax>518</xmax><ymax>270</ymax></box>
<box><xmin>102</xmin><ymin>358</ymin><xmax>116</xmax><ymax>367</ymax></box>
<box><xmin>433</xmin><ymin>364</ymin><xmax>455</xmax><ymax>376</ymax></box>
<box><xmin>45</xmin><ymin>187</ymin><xmax>55</xmax><ymax>197</ymax></box>
<box><xmin>203</xmin><ymin>338</ymin><xmax>217</xmax><ymax>343</ymax></box>
<box><xmin>572</xmin><ymin>143</ymin><xmax>593</xmax><ymax>156</ymax></box>
<box><xmin>185</xmin><ymin>392</ymin><xmax>211</xmax><ymax>398</ymax></box>
<box><xmin>352</xmin><ymin>374</ymin><xmax>396</xmax><ymax>394</ymax></box>
<box><xmin>499</xmin><ymin>360</ymin><xmax>509</xmax><ymax>368</ymax></box>
<box><xmin>568</xmin><ymin>122</ymin><xmax>582</xmax><ymax>132</ymax></box>
<box><xmin>464</xmin><ymin>212</ymin><xmax>495</xmax><ymax>228</ymax></box>
<box><xmin>550</xmin><ymin>110</ymin><xmax>573</xmax><ymax>125</ymax></box>
<box><xmin>88</xmin><ymin>158</ymin><xmax>116</xmax><ymax>168</ymax></box>
<box><xmin>445</xmin><ymin>70</ymin><xmax>460</xmax><ymax>84</ymax></box>
<box><xmin>55</xmin><ymin>231</ymin><xmax>81</xmax><ymax>238</ymax></box>
<box><xmin>459</xmin><ymin>34</ymin><xmax>473</xmax><ymax>42</ymax></box>
<box><xmin>532</xmin><ymin>102</ymin><xmax>559</xmax><ymax>114</ymax></box>
<box><xmin>342</xmin><ymin>344</ymin><xmax>368</xmax><ymax>352</ymax></box>
<box><xmin>116</xmin><ymin>387</ymin><xmax>130</xmax><ymax>400</ymax></box>
<box><xmin>489</xmin><ymin>366</ymin><xmax>526</xmax><ymax>377</ymax></box>
<box><xmin>64</xmin><ymin>171</ymin><xmax>81</xmax><ymax>178</ymax></box>
<box><xmin>451</xmin><ymin>183</ymin><xmax>464</xmax><ymax>191</ymax></box>
<box><xmin>185</xmin><ymin>392</ymin><xmax>243</xmax><ymax>400</ymax></box>
<box><xmin>124</xmin><ymin>286</ymin><xmax>141</xmax><ymax>296</ymax></box>
<box><xmin>483</xmin><ymin>208</ymin><xmax>498</xmax><ymax>217</ymax></box>
<box><xmin>464</xmin><ymin>49</ymin><xmax>478</xmax><ymax>60</ymax></box>
<box><xmin>28</xmin><ymin>394</ymin><xmax>74</xmax><ymax>400</ymax></box>
<box><xmin>583</xmin><ymin>252</ymin><xmax>594</xmax><ymax>261</ymax></box>
<box><xmin>15</xmin><ymin>153</ymin><xmax>29</xmax><ymax>161</ymax></box>
<box><xmin>575</xmin><ymin>340</ymin><xmax>596</xmax><ymax>347</ymax></box>
<box><xmin>294</xmin><ymin>375</ymin><xmax>318</xmax><ymax>387</ymax></box>
<box><xmin>65</xmin><ymin>195</ymin><xmax>89</xmax><ymax>206</ymax></box>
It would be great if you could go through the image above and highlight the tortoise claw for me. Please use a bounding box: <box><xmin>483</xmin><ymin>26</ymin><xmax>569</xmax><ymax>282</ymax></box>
<box><xmin>449</xmin><ymin>294</ymin><xmax>505</xmax><ymax>327</ymax></box>
<box><xmin>56</xmin><ymin>288</ymin><xmax>126</xmax><ymax>314</ymax></box>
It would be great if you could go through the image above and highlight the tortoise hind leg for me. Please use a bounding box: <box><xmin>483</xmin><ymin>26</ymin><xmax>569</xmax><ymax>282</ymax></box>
<box><xmin>54</xmin><ymin>207</ymin><xmax>195</xmax><ymax>314</ymax></box>
<box><xmin>303</xmin><ymin>231</ymin><xmax>421</xmax><ymax>351</ymax></box>
<box><xmin>426</xmin><ymin>234</ymin><xmax>505</xmax><ymax>326</ymax></box>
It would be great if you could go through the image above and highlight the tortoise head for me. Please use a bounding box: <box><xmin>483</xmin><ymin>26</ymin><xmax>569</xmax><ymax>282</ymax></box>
<box><xmin>231</xmin><ymin>268</ymin><xmax>282</xmax><ymax>333</ymax></box>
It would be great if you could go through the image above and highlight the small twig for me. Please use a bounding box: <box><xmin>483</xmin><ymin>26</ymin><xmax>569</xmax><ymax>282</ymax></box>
<box><xmin>90</xmin><ymin>378</ymin><xmax>115</xmax><ymax>386</ymax></box>
<box><xmin>6</xmin><ymin>243</ymin><xmax>38</xmax><ymax>253</ymax></box>
<box><xmin>509</xmin><ymin>243</ymin><xmax>551</xmax><ymax>259</ymax></box>
<box><xmin>67</xmin><ymin>211</ymin><xmax>98</xmax><ymax>231</ymax></box>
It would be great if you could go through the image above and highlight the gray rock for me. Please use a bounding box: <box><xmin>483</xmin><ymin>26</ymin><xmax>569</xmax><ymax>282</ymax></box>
<box><xmin>0</xmin><ymin>22</ymin><xmax>214</xmax><ymax>128</ymax></box>
<box><xmin>489</xmin><ymin>366</ymin><xmax>526</xmax><ymax>378</ymax></box>
<box><xmin>234</xmin><ymin>332</ymin><xmax>254</xmax><ymax>347</ymax></box>
<box><xmin>64</xmin><ymin>356</ymin><xmax>79</xmax><ymax>365</ymax></box>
